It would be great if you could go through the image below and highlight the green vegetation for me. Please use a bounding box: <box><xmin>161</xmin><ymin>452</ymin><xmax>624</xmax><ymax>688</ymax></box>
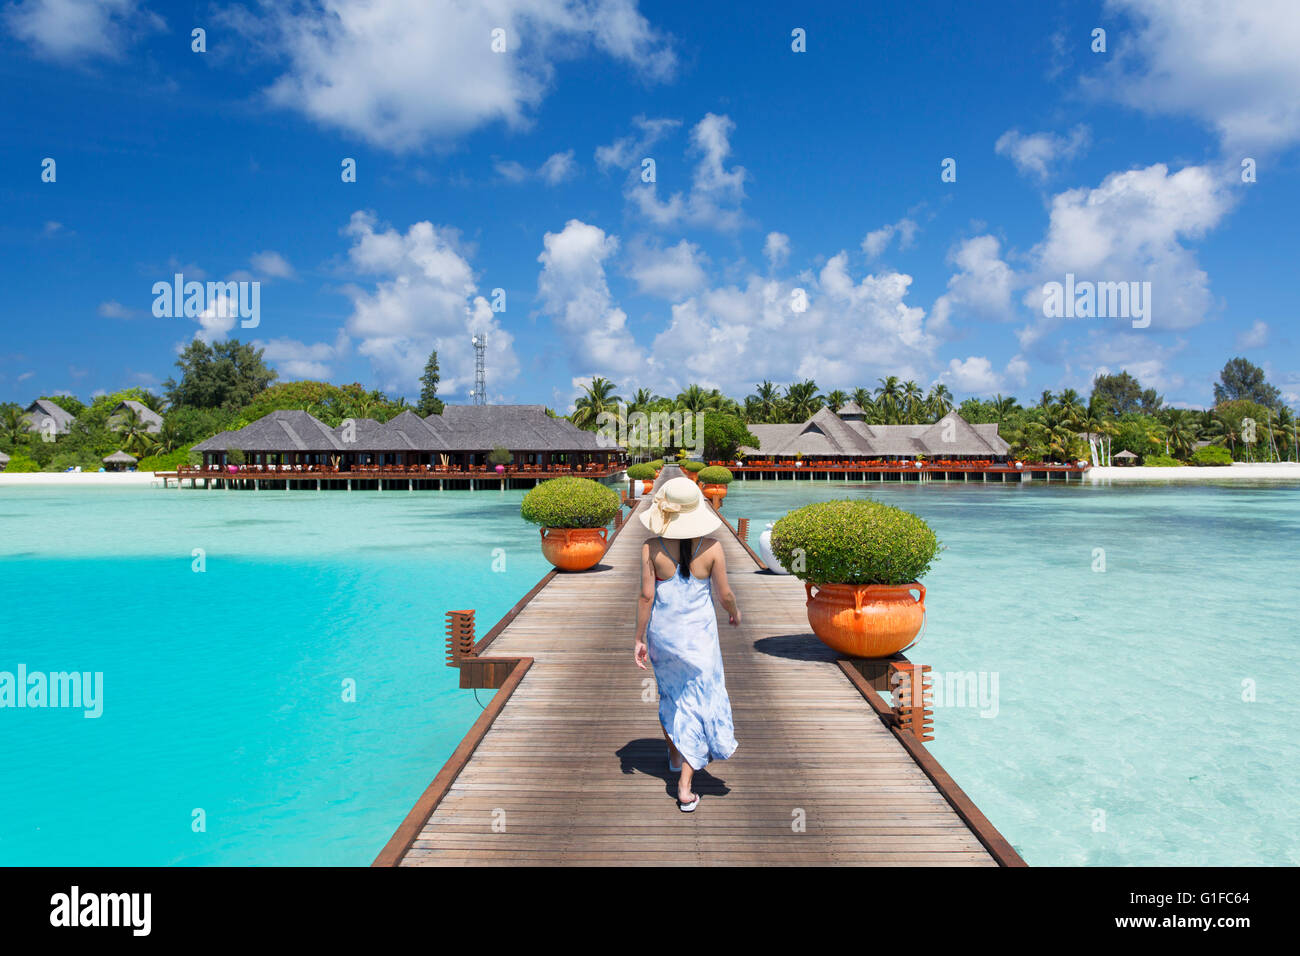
<box><xmin>165</xmin><ymin>339</ymin><xmax>278</xmax><ymax>410</ymax></box>
<box><xmin>1</xmin><ymin>453</ymin><xmax>41</xmax><ymax>473</ymax></box>
<box><xmin>1190</xmin><ymin>445</ymin><xmax>1232</xmax><ymax>466</ymax></box>
<box><xmin>235</xmin><ymin>380</ymin><xmax>407</xmax><ymax>427</ymax></box>
<box><xmin>700</xmin><ymin>413</ymin><xmax>759</xmax><ymax>461</ymax></box>
<box><xmin>681</xmin><ymin>460</ymin><xmax>706</xmax><ymax>473</ymax></box>
<box><xmin>521</xmin><ymin>477</ymin><xmax>620</xmax><ymax>528</ymax></box>
<box><xmin>136</xmin><ymin>447</ymin><xmax>199</xmax><ymax>472</ymax></box>
<box><xmin>487</xmin><ymin>445</ymin><xmax>512</xmax><ymax>466</ymax></box>
<box><xmin>417</xmin><ymin>349</ymin><xmax>445</xmax><ymax>416</ymax></box>
<box><xmin>1142</xmin><ymin>455</ymin><xmax>1182</xmax><ymax>467</ymax></box>
<box><xmin>626</xmin><ymin>463</ymin><xmax>656</xmax><ymax>480</ymax></box>
<box><xmin>770</xmin><ymin>500</ymin><xmax>940</xmax><ymax>585</ymax></box>
<box><xmin>697</xmin><ymin>465</ymin><xmax>733</xmax><ymax>485</ymax></box>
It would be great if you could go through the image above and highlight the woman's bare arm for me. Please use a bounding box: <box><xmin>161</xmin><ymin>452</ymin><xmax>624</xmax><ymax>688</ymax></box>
<box><xmin>634</xmin><ymin>541</ymin><xmax>655</xmax><ymax>668</ymax></box>
<box><xmin>709</xmin><ymin>539</ymin><xmax>741</xmax><ymax>625</ymax></box>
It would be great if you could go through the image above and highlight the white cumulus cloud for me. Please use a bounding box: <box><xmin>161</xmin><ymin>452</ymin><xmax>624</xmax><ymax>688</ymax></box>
<box><xmin>223</xmin><ymin>0</ymin><xmax>676</xmax><ymax>151</ymax></box>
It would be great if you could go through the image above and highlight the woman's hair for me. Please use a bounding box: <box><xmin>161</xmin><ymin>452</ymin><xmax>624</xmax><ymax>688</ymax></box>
<box><xmin>678</xmin><ymin>537</ymin><xmax>694</xmax><ymax>579</ymax></box>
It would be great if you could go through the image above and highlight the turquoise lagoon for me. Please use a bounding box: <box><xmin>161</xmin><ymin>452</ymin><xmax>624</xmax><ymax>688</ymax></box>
<box><xmin>1</xmin><ymin>478</ymin><xmax>1297</xmax><ymax>865</ymax></box>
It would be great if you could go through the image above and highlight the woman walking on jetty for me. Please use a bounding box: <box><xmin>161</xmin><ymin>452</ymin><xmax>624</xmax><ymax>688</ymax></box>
<box><xmin>633</xmin><ymin>476</ymin><xmax>741</xmax><ymax>811</ymax></box>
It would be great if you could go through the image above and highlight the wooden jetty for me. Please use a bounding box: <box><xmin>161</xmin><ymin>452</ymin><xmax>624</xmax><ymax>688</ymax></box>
<box><xmin>375</xmin><ymin>468</ymin><xmax>1025</xmax><ymax>866</ymax></box>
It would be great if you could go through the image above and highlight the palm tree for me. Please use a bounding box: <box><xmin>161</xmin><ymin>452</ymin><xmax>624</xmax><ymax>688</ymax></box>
<box><xmin>628</xmin><ymin>388</ymin><xmax>659</xmax><ymax>414</ymax></box>
<box><xmin>112</xmin><ymin>406</ymin><xmax>155</xmax><ymax>456</ymax></box>
<box><xmin>571</xmin><ymin>376</ymin><xmax>622</xmax><ymax>429</ymax></box>
<box><xmin>1</xmin><ymin>405</ymin><xmax>30</xmax><ymax>444</ymax></box>
<box><xmin>927</xmin><ymin>384</ymin><xmax>954</xmax><ymax>419</ymax></box>
<box><xmin>1074</xmin><ymin>409</ymin><xmax>1107</xmax><ymax>465</ymax></box>
<box><xmin>825</xmin><ymin>389</ymin><xmax>849</xmax><ymax>413</ymax></box>
<box><xmin>784</xmin><ymin>380</ymin><xmax>823</xmax><ymax>422</ymax></box>
<box><xmin>1038</xmin><ymin>389</ymin><xmax>1056</xmax><ymax>409</ymax></box>
<box><xmin>1057</xmin><ymin>388</ymin><xmax>1083</xmax><ymax>417</ymax></box>
<box><xmin>901</xmin><ymin>381</ymin><xmax>924</xmax><ymax>423</ymax></box>
<box><xmin>748</xmin><ymin>381</ymin><xmax>783</xmax><ymax>423</ymax></box>
<box><xmin>674</xmin><ymin>384</ymin><xmax>714</xmax><ymax>413</ymax></box>
<box><xmin>992</xmin><ymin>394</ymin><xmax>1020</xmax><ymax>425</ymax></box>
<box><xmin>139</xmin><ymin>391</ymin><xmax>167</xmax><ymax>415</ymax></box>
<box><xmin>153</xmin><ymin>418</ymin><xmax>185</xmax><ymax>456</ymax></box>
<box><xmin>875</xmin><ymin>376</ymin><xmax>903</xmax><ymax>423</ymax></box>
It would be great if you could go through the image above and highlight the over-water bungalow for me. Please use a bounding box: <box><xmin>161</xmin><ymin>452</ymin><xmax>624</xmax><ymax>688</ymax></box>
<box><xmin>724</xmin><ymin>405</ymin><xmax>1084</xmax><ymax>482</ymax></box>
<box><xmin>176</xmin><ymin>405</ymin><xmax>625</xmax><ymax>489</ymax></box>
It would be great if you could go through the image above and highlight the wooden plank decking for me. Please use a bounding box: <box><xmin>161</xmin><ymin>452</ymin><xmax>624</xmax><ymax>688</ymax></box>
<box><xmin>379</xmin><ymin>468</ymin><xmax>1022</xmax><ymax>866</ymax></box>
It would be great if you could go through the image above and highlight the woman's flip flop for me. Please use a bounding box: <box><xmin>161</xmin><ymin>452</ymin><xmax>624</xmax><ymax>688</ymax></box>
<box><xmin>678</xmin><ymin>793</ymin><xmax>700</xmax><ymax>812</ymax></box>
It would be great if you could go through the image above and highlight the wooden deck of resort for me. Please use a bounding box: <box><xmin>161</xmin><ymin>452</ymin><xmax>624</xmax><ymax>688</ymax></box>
<box><xmin>376</xmin><ymin>467</ymin><xmax>1024</xmax><ymax>866</ymax></box>
<box><xmin>155</xmin><ymin>463</ymin><xmax>624</xmax><ymax>490</ymax></box>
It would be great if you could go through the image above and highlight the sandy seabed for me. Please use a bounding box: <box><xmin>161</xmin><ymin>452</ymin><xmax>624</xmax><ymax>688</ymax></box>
<box><xmin>1085</xmin><ymin>462</ymin><xmax>1300</xmax><ymax>482</ymax></box>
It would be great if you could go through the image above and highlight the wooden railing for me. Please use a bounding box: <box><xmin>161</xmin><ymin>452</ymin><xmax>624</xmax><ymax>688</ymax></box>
<box><xmin>173</xmin><ymin>462</ymin><xmax>624</xmax><ymax>477</ymax></box>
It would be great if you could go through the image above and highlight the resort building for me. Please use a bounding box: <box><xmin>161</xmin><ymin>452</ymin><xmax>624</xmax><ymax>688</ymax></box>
<box><xmin>24</xmin><ymin>399</ymin><xmax>76</xmax><ymax>435</ymax></box>
<box><xmin>110</xmin><ymin>400</ymin><xmax>164</xmax><ymax>434</ymax></box>
<box><xmin>741</xmin><ymin>406</ymin><xmax>1011</xmax><ymax>462</ymax></box>
<box><xmin>190</xmin><ymin>405</ymin><xmax>623</xmax><ymax>473</ymax></box>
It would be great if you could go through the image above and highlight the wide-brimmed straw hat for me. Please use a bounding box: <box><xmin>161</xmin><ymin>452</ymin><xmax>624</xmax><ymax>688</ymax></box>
<box><xmin>639</xmin><ymin>476</ymin><xmax>723</xmax><ymax>539</ymax></box>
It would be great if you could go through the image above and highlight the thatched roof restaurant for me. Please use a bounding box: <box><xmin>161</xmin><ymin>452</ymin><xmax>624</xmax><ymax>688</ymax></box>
<box><xmin>191</xmin><ymin>405</ymin><xmax>621</xmax><ymax>471</ymax></box>
<box><xmin>743</xmin><ymin>408</ymin><xmax>1010</xmax><ymax>461</ymax></box>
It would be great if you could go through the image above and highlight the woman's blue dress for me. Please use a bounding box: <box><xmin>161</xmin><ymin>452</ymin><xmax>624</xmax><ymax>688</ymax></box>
<box><xmin>647</xmin><ymin>538</ymin><xmax>738</xmax><ymax>771</ymax></box>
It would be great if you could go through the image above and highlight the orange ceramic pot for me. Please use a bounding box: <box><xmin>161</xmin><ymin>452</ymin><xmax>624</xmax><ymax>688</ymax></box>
<box><xmin>685</xmin><ymin>470</ymin><xmax>700</xmax><ymax>484</ymax></box>
<box><xmin>539</xmin><ymin>527</ymin><xmax>609</xmax><ymax>571</ymax></box>
<box><xmin>702</xmin><ymin>483</ymin><xmax>728</xmax><ymax>508</ymax></box>
<box><xmin>803</xmin><ymin>582</ymin><xmax>926</xmax><ymax>658</ymax></box>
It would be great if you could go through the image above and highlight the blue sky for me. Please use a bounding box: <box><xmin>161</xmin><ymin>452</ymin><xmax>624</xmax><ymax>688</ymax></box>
<box><xmin>2</xmin><ymin>0</ymin><xmax>1297</xmax><ymax>410</ymax></box>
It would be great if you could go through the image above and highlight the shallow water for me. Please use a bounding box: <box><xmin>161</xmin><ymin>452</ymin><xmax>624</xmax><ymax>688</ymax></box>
<box><xmin>0</xmin><ymin>485</ymin><xmax>552</xmax><ymax>865</ymax></box>
<box><xmin>1</xmin><ymin>479</ymin><xmax>1296</xmax><ymax>865</ymax></box>
<box><xmin>735</xmin><ymin>475</ymin><xmax>1300</xmax><ymax>865</ymax></box>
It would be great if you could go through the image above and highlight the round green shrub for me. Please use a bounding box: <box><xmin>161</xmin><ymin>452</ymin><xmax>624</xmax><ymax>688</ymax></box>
<box><xmin>626</xmin><ymin>463</ymin><xmax>656</xmax><ymax>480</ymax></box>
<box><xmin>521</xmin><ymin>477</ymin><xmax>619</xmax><ymax>528</ymax></box>
<box><xmin>1142</xmin><ymin>454</ymin><xmax>1182</xmax><ymax>467</ymax></box>
<box><xmin>681</xmin><ymin>460</ymin><xmax>706</xmax><ymax>473</ymax></box>
<box><xmin>770</xmin><ymin>499</ymin><xmax>940</xmax><ymax>585</ymax></box>
<box><xmin>698</xmin><ymin>465</ymin><xmax>733</xmax><ymax>484</ymax></box>
<box><xmin>1190</xmin><ymin>445</ymin><xmax>1232</xmax><ymax>466</ymax></box>
<box><xmin>648</xmin><ymin>459</ymin><xmax>664</xmax><ymax>469</ymax></box>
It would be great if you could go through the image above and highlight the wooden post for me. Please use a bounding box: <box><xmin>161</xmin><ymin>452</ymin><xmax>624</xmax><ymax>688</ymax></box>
<box><xmin>736</xmin><ymin>518</ymin><xmax>749</xmax><ymax>546</ymax></box>
<box><xmin>889</xmin><ymin>662</ymin><xmax>934</xmax><ymax>742</ymax></box>
<box><xmin>445</xmin><ymin>610</ymin><xmax>476</xmax><ymax>665</ymax></box>
<box><xmin>614</xmin><ymin>508</ymin><xmax>624</xmax><ymax>529</ymax></box>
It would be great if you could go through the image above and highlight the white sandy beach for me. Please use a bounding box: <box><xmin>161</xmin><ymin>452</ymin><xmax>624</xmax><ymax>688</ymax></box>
<box><xmin>0</xmin><ymin>471</ymin><xmax>163</xmax><ymax>486</ymax></box>
<box><xmin>1086</xmin><ymin>462</ymin><xmax>1300</xmax><ymax>482</ymax></box>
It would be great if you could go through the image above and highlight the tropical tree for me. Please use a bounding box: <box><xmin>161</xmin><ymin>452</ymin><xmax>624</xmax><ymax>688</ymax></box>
<box><xmin>748</xmin><ymin>381</ymin><xmax>784</xmax><ymax>423</ymax></box>
<box><xmin>417</xmin><ymin>350</ymin><xmax>444</xmax><ymax>416</ymax></box>
<box><xmin>901</xmin><ymin>380</ymin><xmax>924</xmax><ymax>423</ymax></box>
<box><xmin>926</xmin><ymin>384</ymin><xmax>954</xmax><ymax>419</ymax></box>
<box><xmin>875</xmin><ymin>376</ymin><xmax>903</xmax><ymax>423</ymax></box>
<box><xmin>1</xmin><ymin>405</ymin><xmax>30</xmax><ymax>445</ymax></box>
<box><xmin>784</xmin><ymin>380</ymin><xmax>823</xmax><ymax>421</ymax></box>
<box><xmin>571</xmin><ymin>377</ymin><xmax>622</xmax><ymax>430</ymax></box>
<box><xmin>824</xmin><ymin>389</ymin><xmax>849</xmax><ymax>413</ymax></box>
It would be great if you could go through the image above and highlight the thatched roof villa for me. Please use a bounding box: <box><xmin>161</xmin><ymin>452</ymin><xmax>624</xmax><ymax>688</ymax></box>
<box><xmin>743</xmin><ymin>407</ymin><xmax>1010</xmax><ymax>461</ymax></box>
<box><xmin>191</xmin><ymin>405</ymin><xmax>620</xmax><ymax>471</ymax></box>
<box><xmin>24</xmin><ymin>399</ymin><xmax>76</xmax><ymax>435</ymax></box>
<box><xmin>110</xmin><ymin>400</ymin><xmax>164</xmax><ymax>434</ymax></box>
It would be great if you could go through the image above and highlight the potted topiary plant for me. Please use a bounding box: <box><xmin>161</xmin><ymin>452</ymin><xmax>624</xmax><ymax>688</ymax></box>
<box><xmin>770</xmin><ymin>499</ymin><xmax>939</xmax><ymax>658</ymax></box>
<box><xmin>488</xmin><ymin>445</ymin><xmax>512</xmax><ymax>474</ymax></box>
<box><xmin>521</xmin><ymin>476</ymin><xmax>621</xmax><ymax>571</ymax></box>
<box><xmin>681</xmin><ymin>459</ymin><xmax>706</xmax><ymax>483</ymax></box>
<box><xmin>626</xmin><ymin>462</ymin><xmax>656</xmax><ymax>498</ymax></box>
<box><xmin>698</xmin><ymin>465</ymin><xmax>733</xmax><ymax>508</ymax></box>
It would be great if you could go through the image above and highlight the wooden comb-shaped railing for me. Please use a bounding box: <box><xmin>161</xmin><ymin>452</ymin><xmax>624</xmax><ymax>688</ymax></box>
<box><xmin>890</xmin><ymin>662</ymin><xmax>934</xmax><ymax>743</ymax></box>
<box><xmin>444</xmin><ymin>608</ymin><xmax>525</xmax><ymax>689</ymax></box>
